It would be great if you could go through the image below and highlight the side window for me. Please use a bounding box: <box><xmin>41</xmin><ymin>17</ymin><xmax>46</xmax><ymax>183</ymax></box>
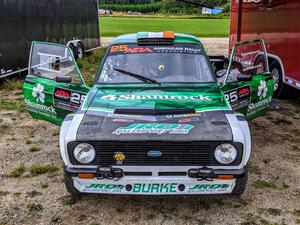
<box><xmin>30</xmin><ymin>43</ymin><xmax>82</xmax><ymax>84</ymax></box>
<box><xmin>226</xmin><ymin>40</ymin><xmax>269</xmax><ymax>83</ymax></box>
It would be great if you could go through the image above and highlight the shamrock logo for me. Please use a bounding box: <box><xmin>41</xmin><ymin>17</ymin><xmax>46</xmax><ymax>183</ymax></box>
<box><xmin>257</xmin><ymin>80</ymin><xmax>268</xmax><ymax>99</ymax></box>
<box><xmin>32</xmin><ymin>83</ymin><xmax>45</xmax><ymax>103</ymax></box>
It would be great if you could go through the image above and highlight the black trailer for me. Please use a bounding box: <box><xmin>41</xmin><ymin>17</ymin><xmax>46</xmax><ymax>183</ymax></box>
<box><xmin>0</xmin><ymin>0</ymin><xmax>100</xmax><ymax>78</ymax></box>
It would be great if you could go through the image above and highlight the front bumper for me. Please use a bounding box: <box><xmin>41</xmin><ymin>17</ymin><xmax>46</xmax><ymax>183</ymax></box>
<box><xmin>66</xmin><ymin>166</ymin><xmax>247</xmax><ymax>195</ymax></box>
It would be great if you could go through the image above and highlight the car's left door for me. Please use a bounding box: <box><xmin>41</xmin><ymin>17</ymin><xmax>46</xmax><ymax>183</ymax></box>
<box><xmin>23</xmin><ymin>42</ymin><xmax>90</xmax><ymax>125</ymax></box>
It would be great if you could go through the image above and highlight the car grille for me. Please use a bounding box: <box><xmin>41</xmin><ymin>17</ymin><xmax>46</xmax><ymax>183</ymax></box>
<box><xmin>68</xmin><ymin>141</ymin><xmax>243</xmax><ymax>166</ymax></box>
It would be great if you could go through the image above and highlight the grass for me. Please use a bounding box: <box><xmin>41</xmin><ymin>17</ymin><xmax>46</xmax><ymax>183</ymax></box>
<box><xmin>27</xmin><ymin>203</ymin><xmax>43</xmax><ymax>214</ymax></box>
<box><xmin>0</xmin><ymin>191</ymin><xmax>9</xmax><ymax>197</ymax></box>
<box><xmin>1</xmin><ymin>79</ymin><xmax>23</xmax><ymax>92</ymax></box>
<box><xmin>100</xmin><ymin>16</ymin><xmax>229</xmax><ymax>37</ymax></box>
<box><xmin>267</xmin><ymin>208</ymin><xmax>281</xmax><ymax>216</ymax></box>
<box><xmin>25</xmin><ymin>139</ymin><xmax>33</xmax><ymax>145</ymax></box>
<box><xmin>0</xmin><ymin>100</ymin><xmax>25</xmax><ymax>112</ymax></box>
<box><xmin>29</xmin><ymin>145</ymin><xmax>40</xmax><ymax>152</ymax></box>
<box><xmin>26</xmin><ymin>190</ymin><xmax>42</xmax><ymax>198</ymax></box>
<box><xmin>10</xmin><ymin>164</ymin><xmax>26</xmax><ymax>178</ymax></box>
<box><xmin>52</xmin><ymin>129</ymin><xmax>60</xmax><ymax>136</ymax></box>
<box><xmin>198</xmin><ymin>219</ymin><xmax>210</xmax><ymax>225</ymax></box>
<box><xmin>40</xmin><ymin>182</ymin><xmax>49</xmax><ymax>189</ymax></box>
<box><xmin>63</xmin><ymin>198</ymin><xmax>77</xmax><ymax>206</ymax></box>
<box><xmin>294</xmin><ymin>209</ymin><xmax>300</xmax><ymax>217</ymax></box>
<box><xmin>253</xmin><ymin>180</ymin><xmax>276</xmax><ymax>189</ymax></box>
<box><xmin>282</xmin><ymin>182</ymin><xmax>290</xmax><ymax>189</ymax></box>
<box><xmin>78</xmin><ymin>48</ymin><xmax>107</xmax><ymax>86</ymax></box>
<box><xmin>260</xmin><ymin>220</ymin><xmax>279</xmax><ymax>225</ymax></box>
<box><xmin>249</xmin><ymin>165</ymin><xmax>262</xmax><ymax>175</ymax></box>
<box><xmin>29</xmin><ymin>164</ymin><xmax>59</xmax><ymax>176</ymax></box>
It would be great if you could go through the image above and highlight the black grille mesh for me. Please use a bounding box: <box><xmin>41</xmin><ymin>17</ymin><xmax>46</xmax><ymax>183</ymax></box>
<box><xmin>68</xmin><ymin>141</ymin><xmax>243</xmax><ymax>166</ymax></box>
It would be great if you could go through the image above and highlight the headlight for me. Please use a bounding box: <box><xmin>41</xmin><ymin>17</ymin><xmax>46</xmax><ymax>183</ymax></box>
<box><xmin>73</xmin><ymin>143</ymin><xmax>96</xmax><ymax>164</ymax></box>
<box><xmin>214</xmin><ymin>143</ymin><xmax>237</xmax><ymax>164</ymax></box>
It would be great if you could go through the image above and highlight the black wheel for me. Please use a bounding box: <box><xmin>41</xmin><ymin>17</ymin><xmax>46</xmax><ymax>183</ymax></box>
<box><xmin>76</xmin><ymin>43</ymin><xmax>84</xmax><ymax>59</ymax></box>
<box><xmin>270</xmin><ymin>61</ymin><xmax>288</xmax><ymax>98</ymax></box>
<box><xmin>64</xmin><ymin>170</ymin><xmax>81</xmax><ymax>198</ymax></box>
<box><xmin>69</xmin><ymin>44</ymin><xmax>77</xmax><ymax>59</ymax></box>
<box><xmin>231</xmin><ymin>169</ymin><xmax>248</xmax><ymax>196</ymax></box>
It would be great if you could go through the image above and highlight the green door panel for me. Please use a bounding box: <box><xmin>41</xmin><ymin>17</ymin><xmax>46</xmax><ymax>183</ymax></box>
<box><xmin>23</xmin><ymin>42</ymin><xmax>90</xmax><ymax>125</ymax></box>
<box><xmin>220</xmin><ymin>39</ymin><xmax>274</xmax><ymax>120</ymax></box>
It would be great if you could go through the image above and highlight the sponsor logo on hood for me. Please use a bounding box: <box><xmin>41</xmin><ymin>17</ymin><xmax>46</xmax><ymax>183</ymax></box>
<box><xmin>100</xmin><ymin>94</ymin><xmax>211</xmax><ymax>102</ymax></box>
<box><xmin>112</xmin><ymin>123</ymin><xmax>194</xmax><ymax>135</ymax></box>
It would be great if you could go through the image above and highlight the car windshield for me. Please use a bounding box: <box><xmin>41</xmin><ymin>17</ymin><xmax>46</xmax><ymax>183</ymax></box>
<box><xmin>97</xmin><ymin>43</ymin><xmax>215</xmax><ymax>84</ymax></box>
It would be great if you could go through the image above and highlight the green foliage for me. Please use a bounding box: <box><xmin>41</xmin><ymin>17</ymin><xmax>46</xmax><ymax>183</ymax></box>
<box><xmin>267</xmin><ymin>208</ymin><xmax>281</xmax><ymax>216</ymax></box>
<box><xmin>0</xmin><ymin>191</ymin><xmax>9</xmax><ymax>197</ymax></box>
<box><xmin>40</xmin><ymin>182</ymin><xmax>49</xmax><ymax>189</ymax></box>
<box><xmin>78</xmin><ymin>48</ymin><xmax>107</xmax><ymax>86</ymax></box>
<box><xmin>1</xmin><ymin>79</ymin><xmax>23</xmax><ymax>91</ymax></box>
<box><xmin>0</xmin><ymin>100</ymin><xmax>25</xmax><ymax>112</ymax></box>
<box><xmin>29</xmin><ymin>164</ymin><xmax>59</xmax><ymax>176</ymax></box>
<box><xmin>10</xmin><ymin>164</ymin><xmax>26</xmax><ymax>178</ymax></box>
<box><xmin>99</xmin><ymin>3</ymin><xmax>161</xmax><ymax>13</ymax></box>
<box><xmin>253</xmin><ymin>180</ymin><xmax>276</xmax><ymax>189</ymax></box>
<box><xmin>27</xmin><ymin>203</ymin><xmax>43</xmax><ymax>214</ymax></box>
<box><xmin>29</xmin><ymin>145</ymin><xmax>41</xmax><ymax>152</ymax></box>
<box><xmin>99</xmin><ymin>0</ymin><xmax>230</xmax><ymax>14</ymax></box>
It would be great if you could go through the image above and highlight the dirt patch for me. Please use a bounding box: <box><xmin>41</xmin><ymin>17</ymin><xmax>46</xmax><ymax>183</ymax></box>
<box><xmin>0</xmin><ymin>49</ymin><xmax>300</xmax><ymax>225</ymax></box>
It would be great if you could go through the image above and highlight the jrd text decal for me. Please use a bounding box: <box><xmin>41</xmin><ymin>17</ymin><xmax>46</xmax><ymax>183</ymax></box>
<box><xmin>84</xmin><ymin>183</ymin><xmax>232</xmax><ymax>194</ymax></box>
<box><xmin>112</xmin><ymin>123</ymin><xmax>194</xmax><ymax>135</ymax></box>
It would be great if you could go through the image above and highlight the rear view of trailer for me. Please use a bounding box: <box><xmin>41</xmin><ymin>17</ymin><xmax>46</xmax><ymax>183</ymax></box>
<box><xmin>230</xmin><ymin>0</ymin><xmax>300</xmax><ymax>97</ymax></box>
<box><xmin>0</xmin><ymin>0</ymin><xmax>100</xmax><ymax>78</ymax></box>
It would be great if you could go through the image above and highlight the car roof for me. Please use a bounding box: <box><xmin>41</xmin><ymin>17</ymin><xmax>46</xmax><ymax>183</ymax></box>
<box><xmin>111</xmin><ymin>32</ymin><xmax>202</xmax><ymax>45</ymax></box>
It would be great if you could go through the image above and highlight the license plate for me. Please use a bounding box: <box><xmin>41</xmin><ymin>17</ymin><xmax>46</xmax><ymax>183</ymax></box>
<box><xmin>74</xmin><ymin>178</ymin><xmax>236</xmax><ymax>195</ymax></box>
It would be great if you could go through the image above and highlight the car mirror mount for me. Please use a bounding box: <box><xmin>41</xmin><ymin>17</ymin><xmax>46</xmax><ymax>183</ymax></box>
<box><xmin>56</xmin><ymin>76</ymin><xmax>72</xmax><ymax>83</ymax></box>
<box><xmin>237</xmin><ymin>74</ymin><xmax>252</xmax><ymax>82</ymax></box>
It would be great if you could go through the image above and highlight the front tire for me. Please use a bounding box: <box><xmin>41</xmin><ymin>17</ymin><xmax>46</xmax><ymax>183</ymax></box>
<box><xmin>64</xmin><ymin>171</ymin><xmax>80</xmax><ymax>198</ymax></box>
<box><xmin>231</xmin><ymin>170</ymin><xmax>248</xmax><ymax>195</ymax></box>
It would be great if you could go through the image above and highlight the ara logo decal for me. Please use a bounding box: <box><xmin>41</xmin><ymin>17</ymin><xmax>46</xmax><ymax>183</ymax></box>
<box><xmin>110</xmin><ymin>45</ymin><xmax>153</xmax><ymax>54</ymax></box>
<box><xmin>112</xmin><ymin>123</ymin><xmax>194</xmax><ymax>135</ymax></box>
<box><xmin>257</xmin><ymin>80</ymin><xmax>268</xmax><ymax>99</ymax></box>
<box><xmin>32</xmin><ymin>83</ymin><xmax>45</xmax><ymax>103</ymax></box>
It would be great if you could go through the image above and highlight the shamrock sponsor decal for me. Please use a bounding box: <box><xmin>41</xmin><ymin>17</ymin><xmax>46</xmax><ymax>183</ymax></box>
<box><xmin>32</xmin><ymin>83</ymin><xmax>45</xmax><ymax>103</ymax></box>
<box><xmin>257</xmin><ymin>80</ymin><xmax>268</xmax><ymax>99</ymax></box>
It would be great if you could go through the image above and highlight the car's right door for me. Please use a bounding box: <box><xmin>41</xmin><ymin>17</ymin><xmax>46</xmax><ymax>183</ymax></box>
<box><xmin>221</xmin><ymin>39</ymin><xmax>274</xmax><ymax>120</ymax></box>
<box><xmin>23</xmin><ymin>42</ymin><xmax>90</xmax><ymax>125</ymax></box>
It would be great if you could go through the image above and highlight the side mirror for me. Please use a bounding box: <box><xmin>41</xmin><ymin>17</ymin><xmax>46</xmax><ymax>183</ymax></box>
<box><xmin>237</xmin><ymin>74</ymin><xmax>252</xmax><ymax>82</ymax></box>
<box><xmin>56</xmin><ymin>76</ymin><xmax>71</xmax><ymax>83</ymax></box>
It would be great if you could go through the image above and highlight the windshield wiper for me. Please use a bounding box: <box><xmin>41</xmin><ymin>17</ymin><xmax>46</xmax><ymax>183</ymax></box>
<box><xmin>113</xmin><ymin>67</ymin><xmax>161</xmax><ymax>85</ymax></box>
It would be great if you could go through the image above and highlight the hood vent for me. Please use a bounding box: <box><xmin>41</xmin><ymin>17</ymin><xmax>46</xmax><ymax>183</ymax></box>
<box><xmin>114</xmin><ymin>108</ymin><xmax>195</xmax><ymax>115</ymax></box>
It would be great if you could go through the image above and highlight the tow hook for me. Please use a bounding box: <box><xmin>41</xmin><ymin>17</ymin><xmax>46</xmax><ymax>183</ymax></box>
<box><xmin>97</xmin><ymin>166</ymin><xmax>123</xmax><ymax>180</ymax></box>
<box><xmin>188</xmin><ymin>168</ymin><xmax>214</xmax><ymax>181</ymax></box>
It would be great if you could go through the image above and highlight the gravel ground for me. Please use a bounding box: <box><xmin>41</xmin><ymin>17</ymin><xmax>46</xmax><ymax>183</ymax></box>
<box><xmin>0</xmin><ymin>39</ymin><xmax>299</xmax><ymax>225</ymax></box>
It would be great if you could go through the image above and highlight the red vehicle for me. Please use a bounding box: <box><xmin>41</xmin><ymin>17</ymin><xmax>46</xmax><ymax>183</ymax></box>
<box><xmin>230</xmin><ymin>0</ymin><xmax>300</xmax><ymax>97</ymax></box>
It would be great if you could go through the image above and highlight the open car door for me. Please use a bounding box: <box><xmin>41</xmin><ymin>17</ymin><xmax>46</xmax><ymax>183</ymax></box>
<box><xmin>220</xmin><ymin>39</ymin><xmax>274</xmax><ymax>120</ymax></box>
<box><xmin>23</xmin><ymin>42</ymin><xmax>90</xmax><ymax>125</ymax></box>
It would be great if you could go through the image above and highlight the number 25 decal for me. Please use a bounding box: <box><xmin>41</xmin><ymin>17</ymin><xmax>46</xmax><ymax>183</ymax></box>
<box><xmin>71</xmin><ymin>92</ymin><xmax>86</xmax><ymax>105</ymax></box>
<box><xmin>225</xmin><ymin>91</ymin><xmax>238</xmax><ymax>103</ymax></box>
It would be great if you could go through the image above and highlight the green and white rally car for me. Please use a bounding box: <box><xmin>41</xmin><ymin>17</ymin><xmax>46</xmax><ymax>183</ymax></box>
<box><xmin>23</xmin><ymin>32</ymin><xmax>274</xmax><ymax>195</ymax></box>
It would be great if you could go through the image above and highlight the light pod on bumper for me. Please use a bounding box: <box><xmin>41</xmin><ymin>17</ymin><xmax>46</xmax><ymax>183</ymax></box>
<box><xmin>73</xmin><ymin>143</ymin><xmax>96</xmax><ymax>164</ymax></box>
<box><xmin>214</xmin><ymin>144</ymin><xmax>237</xmax><ymax>164</ymax></box>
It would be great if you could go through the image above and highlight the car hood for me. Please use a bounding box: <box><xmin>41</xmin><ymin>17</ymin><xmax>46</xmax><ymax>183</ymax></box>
<box><xmin>75</xmin><ymin>85</ymin><xmax>233</xmax><ymax>141</ymax></box>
